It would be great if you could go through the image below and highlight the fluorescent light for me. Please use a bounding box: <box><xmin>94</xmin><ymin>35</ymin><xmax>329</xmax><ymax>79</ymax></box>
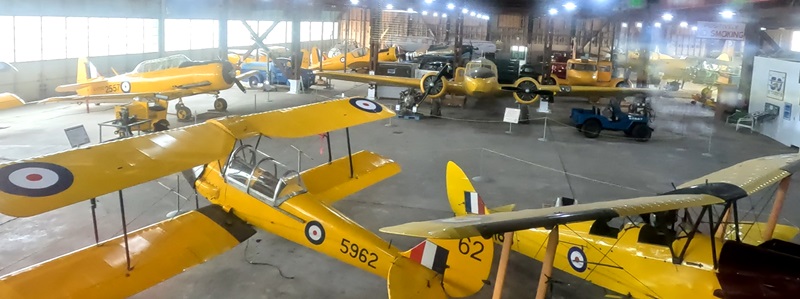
<box><xmin>549</xmin><ymin>8</ymin><xmax>558</xmax><ymax>15</ymax></box>
<box><xmin>563</xmin><ymin>2</ymin><xmax>577</xmax><ymax>11</ymax></box>
<box><xmin>470</xmin><ymin>11</ymin><xmax>476</xmax><ymax>16</ymax></box>
<box><xmin>442</xmin><ymin>13</ymin><xmax>447</xmax><ymax>18</ymax></box>
<box><xmin>349</xmin><ymin>0</ymin><xmax>358</xmax><ymax>4</ymax></box>
<box><xmin>654</xmin><ymin>22</ymin><xmax>661</xmax><ymax>28</ymax></box>
<box><xmin>386</xmin><ymin>4</ymin><xmax>393</xmax><ymax>9</ymax></box>
<box><xmin>447</xmin><ymin>3</ymin><xmax>455</xmax><ymax>10</ymax></box>
<box><xmin>422</xmin><ymin>10</ymin><xmax>428</xmax><ymax>15</ymax></box>
<box><xmin>691</xmin><ymin>26</ymin><xmax>698</xmax><ymax>31</ymax></box>
<box><xmin>621</xmin><ymin>22</ymin><xmax>628</xmax><ymax>28</ymax></box>
<box><xmin>760</xmin><ymin>27</ymin><xmax>767</xmax><ymax>31</ymax></box>
<box><xmin>482</xmin><ymin>15</ymin><xmax>489</xmax><ymax>20</ymax></box>
<box><xmin>433</xmin><ymin>12</ymin><xmax>439</xmax><ymax>16</ymax></box>
<box><xmin>462</xmin><ymin>8</ymin><xmax>469</xmax><ymax>14</ymax></box>
<box><xmin>407</xmin><ymin>8</ymin><xmax>414</xmax><ymax>13</ymax></box>
<box><xmin>662</xmin><ymin>13</ymin><xmax>673</xmax><ymax>21</ymax></box>
<box><xmin>424</xmin><ymin>0</ymin><xmax>433</xmax><ymax>4</ymax></box>
<box><xmin>635</xmin><ymin>22</ymin><xmax>642</xmax><ymax>28</ymax></box>
<box><xmin>679</xmin><ymin>21</ymin><xmax>688</xmax><ymax>28</ymax></box>
<box><xmin>476</xmin><ymin>14</ymin><xmax>482</xmax><ymax>18</ymax></box>
<box><xmin>719</xmin><ymin>10</ymin><xmax>735</xmax><ymax>19</ymax></box>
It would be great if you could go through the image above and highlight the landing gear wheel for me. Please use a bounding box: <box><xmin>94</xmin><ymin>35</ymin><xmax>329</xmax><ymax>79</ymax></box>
<box><xmin>631</xmin><ymin>123</ymin><xmax>652</xmax><ymax>142</ymax></box>
<box><xmin>153</xmin><ymin>119</ymin><xmax>170</xmax><ymax>132</ymax></box>
<box><xmin>616</xmin><ymin>81</ymin><xmax>629</xmax><ymax>88</ymax></box>
<box><xmin>214</xmin><ymin>98</ymin><xmax>228</xmax><ymax>112</ymax></box>
<box><xmin>176</xmin><ymin>106</ymin><xmax>192</xmax><ymax>122</ymax></box>
<box><xmin>249</xmin><ymin>76</ymin><xmax>259</xmax><ymax>88</ymax></box>
<box><xmin>581</xmin><ymin>119</ymin><xmax>602</xmax><ymax>138</ymax></box>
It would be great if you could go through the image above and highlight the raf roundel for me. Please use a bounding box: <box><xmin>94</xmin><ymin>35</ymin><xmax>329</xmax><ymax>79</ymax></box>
<box><xmin>349</xmin><ymin>98</ymin><xmax>383</xmax><ymax>113</ymax></box>
<box><xmin>567</xmin><ymin>246</ymin><xmax>588</xmax><ymax>273</ymax></box>
<box><xmin>120</xmin><ymin>81</ymin><xmax>131</xmax><ymax>93</ymax></box>
<box><xmin>305</xmin><ymin>220</ymin><xmax>326</xmax><ymax>245</ymax></box>
<box><xmin>340</xmin><ymin>57</ymin><xmax>345</xmax><ymax>63</ymax></box>
<box><xmin>0</xmin><ymin>162</ymin><xmax>74</xmax><ymax>197</ymax></box>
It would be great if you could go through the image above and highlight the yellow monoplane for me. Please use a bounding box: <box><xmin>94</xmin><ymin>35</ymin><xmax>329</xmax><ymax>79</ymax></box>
<box><xmin>45</xmin><ymin>54</ymin><xmax>258</xmax><ymax>122</ymax></box>
<box><xmin>0</xmin><ymin>98</ymin><xmax>493</xmax><ymax>299</ymax></box>
<box><xmin>382</xmin><ymin>156</ymin><xmax>800</xmax><ymax>299</ymax></box>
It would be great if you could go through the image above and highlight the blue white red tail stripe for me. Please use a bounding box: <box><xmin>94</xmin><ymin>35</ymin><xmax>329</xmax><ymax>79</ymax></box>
<box><xmin>463</xmin><ymin>191</ymin><xmax>487</xmax><ymax>215</ymax></box>
<box><xmin>409</xmin><ymin>240</ymin><xmax>449</xmax><ymax>275</ymax></box>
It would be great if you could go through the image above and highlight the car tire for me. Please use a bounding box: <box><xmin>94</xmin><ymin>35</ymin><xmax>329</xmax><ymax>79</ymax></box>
<box><xmin>581</xmin><ymin>119</ymin><xmax>602</xmax><ymax>138</ymax></box>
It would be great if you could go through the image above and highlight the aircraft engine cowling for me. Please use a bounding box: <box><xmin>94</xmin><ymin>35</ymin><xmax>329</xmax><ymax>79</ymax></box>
<box><xmin>221</xmin><ymin>61</ymin><xmax>236</xmax><ymax>84</ymax></box>
<box><xmin>512</xmin><ymin>77</ymin><xmax>543</xmax><ymax>104</ymax></box>
<box><xmin>420</xmin><ymin>72</ymin><xmax>447</xmax><ymax>98</ymax></box>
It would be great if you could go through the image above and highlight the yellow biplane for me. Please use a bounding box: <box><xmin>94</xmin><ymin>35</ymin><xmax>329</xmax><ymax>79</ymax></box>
<box><xmin>319</xmin><ymin>58</ymin><xmax>657</xmax><ymax>116</ymax></box>
<box><xmin>0</xmin><ymin>98</ymin><xmax>493</xmax><ymax>299</ymax></box>
<box><xmin>382</xmin><ymin>156</ymin><xmax>800</xmax><ymax>299</ymax></box>
<box><xmin>44</xmin><ymin>54</ymin><xmax>259</xmax><ymax>123</ymax></box>
<box><xmin>0</xmin><ymin>62</ymin><xmax>25</xmax><ymax>110</ymax></box>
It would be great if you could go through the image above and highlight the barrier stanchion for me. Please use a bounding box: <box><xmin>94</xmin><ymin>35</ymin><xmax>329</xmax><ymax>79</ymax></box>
<box><xmin>538</xmin><ymin>116</ymin><xmax>549</xmax><ymax>142</ymax></box>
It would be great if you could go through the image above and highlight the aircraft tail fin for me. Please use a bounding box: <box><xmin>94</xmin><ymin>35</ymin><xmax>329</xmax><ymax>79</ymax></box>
<box><xmin>446</xmin><ymin>161</ymin><xmax>514</xmax><ymax>216</ymax></box>
<box><xmin>300</xmin><ymin>49</ymin><xmax>310</xmax><ymax>69</ymax></box>
<box><xmin>76</xmin><ymin>57</ymin><xmax>100</xmax><ymax>84</ymax></box>
<box><xmin>391</xmin><ymin>236</ymin><xmax>493</xmax><ymax>298</ymax></box>
<box><xmin>310</xmin><ymin>46</ymin><xmax>322</xmax><ymax>68</ymax></box>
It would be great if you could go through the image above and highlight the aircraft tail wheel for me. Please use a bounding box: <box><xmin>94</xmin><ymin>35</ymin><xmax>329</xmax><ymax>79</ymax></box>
<box><xmin>512</xmin><ymin>78</ymin><xmax>541</xmax><ymax>105</ymax></box>
<box><xmin>420</xmin><ymin>73</ymin><xmax>447</xmax><ymax>98</ymax></box>
<box><xmin>176</xmin><ymin>106</ymin><xmax>192</xmax><ymax>122</ymax></box>
<box><xmin>153</xmin><ymin>119</ymin><xmax>170</xmax><ymax>132</ymax></box>
<box><xmin>214</xmin><ymin>98</ymin><xmax>228</xmax><ymax>111</ymax></box>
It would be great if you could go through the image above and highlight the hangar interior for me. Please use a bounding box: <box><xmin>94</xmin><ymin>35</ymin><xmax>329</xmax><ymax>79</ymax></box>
<box><xmin>3</xmin><ymin>0</ymin><xmax>800</xmax><ymax>299</ymax></box>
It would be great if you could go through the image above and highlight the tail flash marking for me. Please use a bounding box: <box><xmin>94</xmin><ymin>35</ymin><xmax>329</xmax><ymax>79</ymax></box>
<box><xmin>409</xmin><ymin>240</ymin><xmax>449</xmax><ymax>275</ymax></box>
<box><xmin>463</xmin><ymin>191</ymin><xmax>487</xmax><ymax>215</ymax></box>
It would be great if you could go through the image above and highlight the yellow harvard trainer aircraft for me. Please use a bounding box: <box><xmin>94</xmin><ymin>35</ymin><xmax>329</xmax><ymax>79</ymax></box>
<box><xmin>319</xmin><ymin>58</ymin><xmax>657</xmax><ymax>115</ymax></box>
<box><xmin>0</xmin><ymin>98</ymin><xmax>493</xmax><ymax>299</ymax></box>
<box><xmin>382</xmin><ymin>156</ymin><xmax>800</xmax><ymax>299</ymax></box>
<box><xmin>44</xmin><ymin>54</ymin><xmax>258</xmax><ymax>122</ymax></box>
<box><xmin>308</xmin><ymin>46</ymin><xmax>399</xmax><ymax>71</ymax></box>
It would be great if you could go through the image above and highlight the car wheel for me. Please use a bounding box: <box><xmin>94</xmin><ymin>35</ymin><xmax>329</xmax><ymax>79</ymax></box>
<box><xmin>581</xmin><ymin>119</ymin><xmax>602</xmax><ymax>138</ymax></box>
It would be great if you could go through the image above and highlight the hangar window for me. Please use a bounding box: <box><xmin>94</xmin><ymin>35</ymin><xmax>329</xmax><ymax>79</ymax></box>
<box><xmin>792</xmin><ymin>31</ymin><xmax>800</xmax><ymax>52</ymax></box>
<box><xmin>66</xmin><ymin>17</ymin><xmax>89</xmax><ymax>58</ymax></box>
<box><xmin>0</xmin><ymin>17</ymin><xmax>14</xmax><ymax>62</ymax></box>
<box><xmin>301</xmin><ymin>22</ymin><xmax>311</xmax><ymax>42</ymax></box>
<box><xmin>107</xmin><ymin>18</ymin><xmax>128</xmax><ymax>55</ymax></box>
<box><xmin>14</xmin><ymin>16</ymin><xmax>42</xmax><ymax>62</ymax></box>
<box><xmin>41</xmin><ymin>17</ymin><xmax>66</xmax><ymax>60</ymax></box>
<box><xmin>126</xmin><ymin>19</ymin><xmax>145</xmax><ymax>54</ymax></box>
<box><xmin>143</xmin><ymin>19</ymin><xmax>159</xmax><ymax>53</ymax></box>
<box><xmin>88</xmin><ymin>18</ymin><xmax>110</xmax><ymax>57</ymax></box>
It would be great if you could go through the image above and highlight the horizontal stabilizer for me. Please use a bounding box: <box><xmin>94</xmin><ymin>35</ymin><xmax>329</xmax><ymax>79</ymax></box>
<box><xmin>0</xmin><ymin>205</ymin><xmax>255</xmax><ymax>299</ymax></box>
<box><xmin>55</xmin><ymin>80</ymin><xmax>108</xmax><ymax>93</ymax></box>
<box><xmin>301</xmin><ymin>150</ymin><xmax>400</xmax><ymax>204</ymax></box>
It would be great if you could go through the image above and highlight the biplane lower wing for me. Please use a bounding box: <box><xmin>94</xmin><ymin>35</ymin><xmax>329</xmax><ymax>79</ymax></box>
<box><xmin>301</xmin><ymin>150</ymin><xmax>401</xmax><ymax>204</ymax></box>
<box><xmin>381</xmin><ymin>153</ymin><xmax>800</xmax><ymax>239</ymax></box>
<box><xmin>0</xmin><ymin>97</ymin><xmax>394</xmax><ymax>217</ymax></box>
<box><xmin>0</xmin><ymin>205</ymin><xmax>255</xmax><ymax>299</ymax></box>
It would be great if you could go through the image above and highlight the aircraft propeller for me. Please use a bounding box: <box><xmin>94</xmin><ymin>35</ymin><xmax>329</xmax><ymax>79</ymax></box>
<box><xmin>501</xmin><ymin>78</ymin><xmax>554</xmax><ymax>105</ymax></box>
<box><xmin>415</xmin><ymin>63</ymin><xmax>451</xmax><ymax>107</ymax></box>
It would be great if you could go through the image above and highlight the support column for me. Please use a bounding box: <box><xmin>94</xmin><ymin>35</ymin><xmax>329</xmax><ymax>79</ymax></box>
<box><xmin>369</xmin><ymin>4</ymin><xmax>381</xmax><ymax>73</ymax></box>
<box><xmin>289</xmin><ymin>11</ymin><xmax>302</xmax><ymax>94</ymax></box>
<box><xmin>158</xmin><ymin>0</ymin><xmax>166</xmax><ymax>56</ymax></box>
<box><xmin>739</xmin><ymin>24</ymin><xmax>761</xmax><ymax>102</ymax></box>
<box><xmin>544</xmin><ymin>17</ymin><xmax>554</xmax><ymax>77</ymax></box>
<box><xmin>444</xmin><ymin>15</ymin><xmax>451</xmax><ymax>43</ymax></box>
<box><xmin>218</xmin><ymin>0</ymin><xmax>228</xmax><ymax>60</ymax></box>
<box><xmin>454</xmin><ymin>12</ymin><xmax>464</xmax><ymax>67</ymax></box>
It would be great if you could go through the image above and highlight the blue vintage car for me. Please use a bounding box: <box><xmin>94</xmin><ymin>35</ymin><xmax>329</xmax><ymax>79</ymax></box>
<box><xmin>240</xmin><ymin>59</ymin><xmax>315</xmax><ymax>90</ymax></box>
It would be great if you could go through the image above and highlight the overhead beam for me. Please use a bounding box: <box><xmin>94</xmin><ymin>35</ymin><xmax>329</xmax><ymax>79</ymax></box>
<box><xmin>241</xmin><ymin>21</ymin><xmax>281</xmax><ymax>62</ymax></box>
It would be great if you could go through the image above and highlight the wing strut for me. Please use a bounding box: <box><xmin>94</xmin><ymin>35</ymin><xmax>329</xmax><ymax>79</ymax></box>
<box><xmin>326</xmin><ymin>132</ymin><xmax>333</xmax><ymax>164</ymax></box>
<box><xmin>90</xmin><ymin>198</ymin><xmax>100</xmax><ymax>244</ymax></box>
<box><xmin>346</xmin><ymin>128</ymin><xmax>353</xmax><ymax>178</ymax></box>
<box><xmin>118</xmin><ymin>190</ymin><xmax>133</xmax><ymax>271</ymax></box>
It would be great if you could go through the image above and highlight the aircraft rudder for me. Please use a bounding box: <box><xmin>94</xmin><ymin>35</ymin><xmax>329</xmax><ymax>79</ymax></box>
<box><xmin>446</xmin><ymin>161</ymin><xmax>487</xmax><ymax>216</ymax></box>
<box><xmin>76</xmin><ymin>57</ymin><xmax>100</xmax><ymax>84</ymax></box>
<box><xmin>397</xmin><ymin>237</ymin><xmax>493</xmax><ymax>298</ymax></box>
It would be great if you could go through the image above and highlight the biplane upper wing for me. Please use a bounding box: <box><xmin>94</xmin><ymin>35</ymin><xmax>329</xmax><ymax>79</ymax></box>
<box><xmin>0</xmin><ymin>205</ymin><xmax>255</xmax><ymax>299</ymax></box>
<box><xmin>380</xmin><ymin>153</ymin><xmax>800</xmax><ymax>239</ymax></box>
<box><xmin>0</xmin><ymin>97</ymin><xmax>394</xmax><ymax>217</ymax></box>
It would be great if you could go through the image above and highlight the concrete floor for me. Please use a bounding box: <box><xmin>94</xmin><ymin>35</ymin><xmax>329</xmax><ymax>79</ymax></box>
<box><xmin>1</xmin><ymin>81</ymin><xmax>798</xmax><ymax>299</ymax></box>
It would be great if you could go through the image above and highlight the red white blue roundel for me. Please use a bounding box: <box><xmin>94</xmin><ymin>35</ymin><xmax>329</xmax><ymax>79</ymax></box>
<box><xmin>568</xmin><ymin>246</ymin><xmax>587</xmax><ymax>272</ymax></box>
<box><xmin>120</xmin><ymin>81</ymin><xmax>131</xmax><ymax>93</ymax></box>
<box><xmin>349</xmin><ymin>98</ymin><xmax>383</xmax><ymax>113</ymax></box>
<box><xmin>340</xmin><ymin>57</ymin><xmax>346</xmax><ymax>63</ymax></box>
<box><xmin>305</xmin><ymin>220</ymin><xmax>325</xmax><ymax>245</ymax></box>
<box><xmin>0</xmin><ymin>162</ymin><xmax>74</xmax><ymax>197</ymax></box>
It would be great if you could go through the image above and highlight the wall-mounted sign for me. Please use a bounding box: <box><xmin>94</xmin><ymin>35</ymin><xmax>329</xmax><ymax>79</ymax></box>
<box><xmin>695</xmin><ymin>21</ymin><xmax>746</xmax><ymax>41</ymax></box>
<box><xmin>768</xmin><ymin>70</ymin><xmax>787</xmax><ymax>101</ymax></box>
